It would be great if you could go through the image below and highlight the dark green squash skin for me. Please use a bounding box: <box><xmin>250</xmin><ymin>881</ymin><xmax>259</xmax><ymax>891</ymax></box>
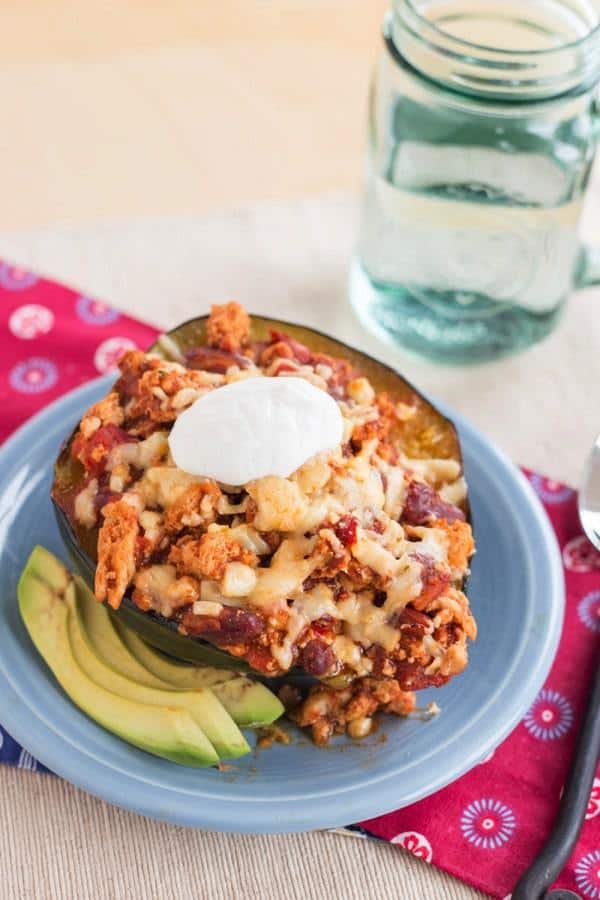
<box><xmin>52</xmin><ymin>314</ymin><xmax>469</xmax><ymax>672</ymax></box>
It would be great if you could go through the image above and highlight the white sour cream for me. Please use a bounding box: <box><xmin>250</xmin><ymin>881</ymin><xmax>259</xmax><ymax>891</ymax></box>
<box><xmin>168</xmin><ymin>376</ymin><xmax>343</xmax><ymax>485</ymax></box>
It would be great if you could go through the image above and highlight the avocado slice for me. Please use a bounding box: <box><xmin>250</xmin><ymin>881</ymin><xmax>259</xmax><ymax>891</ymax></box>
<box><xmin>116</xmin><ymin>621</ymin><xmax>236</xmax><ymax>688</ymax></box>
<box><xmin>68</xmin><ymin>587</ymin><xmax>250</xmax><ymax>759</ymax></box>
<box><xmin>18</xmin><ymin>566</ymin><xmax>218</xmax><ymax>767</ymax></box>
<box><xmin>25</xmin><ymin>545</ymin><xmax>70</xmax><ymax>595</ymax></box>
<box><xmin>207</xmin><ymin>678</ymin><xmax>284</xmax><ymax>728</ymax></box>
<box><xmin>75</xmin><ymin>576</ymin><xmax>170</xmax><ymax>690</ymax></box>
<box><xmin>116</xmin><ymin>623</ymin><xmax>284</xmax><ymax>727</ymax></box>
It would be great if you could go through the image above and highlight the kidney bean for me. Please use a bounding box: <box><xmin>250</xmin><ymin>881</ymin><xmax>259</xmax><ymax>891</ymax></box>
<box><xmin>278</xmin><ymin>684</ymin><xmax>302</xmax><ymax>710</ymax></box>
<box><xmin>185</xmin><ymin>346</ymin><xmax>250</xmax><ymax>374</ymax></box>
<box><xmin>300</xmin><ymin>639</ymin><xmax>336</xmax><ymax>676</ymax></box>
<box><xmin>94</xmin><ymin>490</ymin><xmax>123</xmax><ymax>512</ymax></box>
<box><xmin>402</xmin><ymin>479</ymin><xmax>465</xmax><ymax>526</ymax></box>
<box><xmin>395</xmin><ymin>607</ymin><xmax>431</xmax><ymax>630</ymax></box>
<box><xmin>181</xmin><ymin>605</ymin><xmax>264</xmax><ymax>645</ymax></box>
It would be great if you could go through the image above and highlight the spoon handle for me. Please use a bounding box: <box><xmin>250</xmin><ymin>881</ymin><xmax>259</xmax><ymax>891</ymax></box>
<box><xmin>512</xmin><ymin>651</ymin><xmax>600</xmax><ymax>900</ymax></box>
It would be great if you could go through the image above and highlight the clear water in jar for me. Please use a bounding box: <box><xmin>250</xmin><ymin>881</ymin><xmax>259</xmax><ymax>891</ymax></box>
<box><xmin>351</xmin><ymin>0</ymin><xmax>598</xmax><ymax>363</ymax></box>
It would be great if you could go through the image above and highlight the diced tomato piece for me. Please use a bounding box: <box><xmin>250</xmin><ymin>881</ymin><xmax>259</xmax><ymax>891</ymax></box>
<box><xmin>272</xmin><ymin>360</ymin><xmax>300</xmax><ymax>375</ymax></box>
<box><xmin>410</xmin><ymin>552</ymin><xmax>452</xmax><ymax>607</ymax></box>
<box><xmin>393</xmin><ymin>660</ymin><xmax>449</xmax><ymax>691</ymax></box>
<box><xmin>245</xmin><ymin>646</ymin><xmax>279</xmax><ymax>674</ymax></box>
<box><xmin>135</xmin><ymin>534</ymin><xmax>154</xmax><ymax>565</ymax></box>
<box><xmin>311</xmin><ymin>616</ymin><xmax>335</xmax><ymax>637</ymax></box>
<box><xmin>72</xmin><ymin>424</ymin><xmax>135</xmax><ymax>476</ymax></box>
<box><xmin>334</xmin><ymin>515</ymin><xmax>358</xmax><ymax>547</ymax></box>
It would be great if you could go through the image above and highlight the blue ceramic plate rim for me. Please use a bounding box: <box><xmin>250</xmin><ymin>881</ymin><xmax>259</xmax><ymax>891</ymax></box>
<box><xmin>0</xmin><ymin>376</ymin><xmax>564</xmax><ymax>833</ymax></box>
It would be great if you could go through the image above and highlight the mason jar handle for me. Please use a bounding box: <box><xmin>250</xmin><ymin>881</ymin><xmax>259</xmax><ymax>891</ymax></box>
<box><xmin>576</xmin><ymin>93</ymin><xmax>600</xmax><ymax>289</ymax></box>
<box><xmin>577</xmin><ymin>245</ymin><xmax>600</xmax><ymax>288</ymax></box>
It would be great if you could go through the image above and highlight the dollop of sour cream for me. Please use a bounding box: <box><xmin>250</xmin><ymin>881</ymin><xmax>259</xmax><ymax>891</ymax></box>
<box><xmin>168</xmin><ymin>376</ymin><xmax>344</xmax><ymax>485</ymax></box>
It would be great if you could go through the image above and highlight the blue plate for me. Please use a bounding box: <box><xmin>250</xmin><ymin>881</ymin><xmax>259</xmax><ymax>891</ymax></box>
<box><xmin>0</xmin><ymin>377</ymin><xmax>564</xmax><ymax>833</ymax></box>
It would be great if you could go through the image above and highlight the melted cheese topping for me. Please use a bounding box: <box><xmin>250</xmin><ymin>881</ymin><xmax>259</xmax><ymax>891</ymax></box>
<box><xmin>352</xmin><ymin>533</ymin><xmax>399</xmax><ymax>579</ymax></box>
<box><xmin>338</xmin><ymin>593</ymin><xmax>399</xmax><ymax>653</ymax></box>
<box><xmin>384</xmin><ymin>557</ymin><xmax>424</xmax><ymax>614</ymax></box>
<box><xmin>271</xmin><ymin>609</ymin><xmax>306</xmax><ymax>671</ymax></box>
<box><xmin>247</xmin><ymin>477</ymin><xmax>308</xmax><ymax>532</ymax></box>
<box><xmin>109</xmin><ymin>431</ymin><xmax>169</xmax><ymax>471</ymax></box>
<box><xmin>407</xmin><ymin>526</ymin><xmax>449</xmax><ymax>563</ymax></box>
<box><xmin>245</xmin><ymin>537</ymin><xmax>319</xmax><ymax>612</ymax></box>
<box><xmin>333</xmin><ymin>635</ymin><xmax>373</xmax><ymax>675</ymax></box>
<box><xmin>291</xmin><ymin>584</ymin><xmax>339</xmax><ymax>621</ymax></box>
<box><xmin>136</xmin><ymin>466</ymin><xmax>205</xmax><ymax>508</ymax></box>
<box><xmin>74</xmin><ymin>478</ymin><xmax>98</xmax><ymax>528</ymax></box>
<box><xmin>381</xmin><ymin>466</ymin><xmax>407</xmax><ymax>520</ymax></box>
<box><xmin>333</xmin><ymin>454</ymin><xmax>385</xmax><ymax>514</ymax></box>
<box><xmin>401</xmin><ymin>456</ymin><xmax>461</xmax><ymax>487</ymax></box>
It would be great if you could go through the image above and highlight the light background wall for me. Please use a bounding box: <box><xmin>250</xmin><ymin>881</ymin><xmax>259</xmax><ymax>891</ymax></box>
<box><xmin>0</xmin><ymin>1</ymin><xmax>388</xmax><ymax>228</ymax></box>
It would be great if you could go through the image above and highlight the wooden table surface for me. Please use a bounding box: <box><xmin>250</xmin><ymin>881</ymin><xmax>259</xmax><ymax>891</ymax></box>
<box><xmin>0</xmin><ymin>0</ymin><xmax>387</xmax><ymax>229</ymax></box>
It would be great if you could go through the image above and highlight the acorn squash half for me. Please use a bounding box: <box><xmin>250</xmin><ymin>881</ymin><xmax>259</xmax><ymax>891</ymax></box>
<box><xmin>52</xmin><ymin>314</ymin><xmax>468</xmax><ymax>672</ymax></box>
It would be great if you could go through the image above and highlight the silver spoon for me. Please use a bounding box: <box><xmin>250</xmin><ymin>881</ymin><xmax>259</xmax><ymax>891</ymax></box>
<box><xmin>579</xmin><ymin>433</ymin><xmax>600</xmax><ymax>550</ymax></box>
<box><xmin>512</xmin><ymin>438</ymin><xmax>600</xmax><ymax>899</ymax></box>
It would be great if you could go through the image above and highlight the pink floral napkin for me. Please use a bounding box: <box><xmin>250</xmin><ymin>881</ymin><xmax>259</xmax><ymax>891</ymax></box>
<box><xmin>2</xmin><ymin>258</ymin><xmax>599</xmax><ymax>899</ymax></box>
<box><xmin>0</xmin><ymin>260</ymin><xmax>157</xmax><ymax>443</ymax></box>
<box><xmin>356</xmin><ymin>471</ymin><xmax>600</xmax><ymax>898</ymax></box>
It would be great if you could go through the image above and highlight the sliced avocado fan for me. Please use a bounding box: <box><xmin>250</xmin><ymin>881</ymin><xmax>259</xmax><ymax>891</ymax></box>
<box><xmin>67</xmin><ymin>584</ymin><xmax>249</xmax><ymax>759</ymax></box>
<box><xmin>18</xmin><ymin>549</ymin><xmax>218</xmax><ymax>767</ymax></box>
<box><xmin>19</xmin><ymin>546</ymin><xmax>284</xmax><ymax>765</ymax></box>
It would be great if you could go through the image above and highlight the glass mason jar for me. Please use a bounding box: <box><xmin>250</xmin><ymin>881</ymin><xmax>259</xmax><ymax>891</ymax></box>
<box><xmin>350</xmin><ymin>0</ymin><xmax>600</xmax><ymax>364</ymax></box>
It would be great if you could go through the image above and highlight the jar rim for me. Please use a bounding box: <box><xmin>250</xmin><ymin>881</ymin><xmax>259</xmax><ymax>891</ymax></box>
<box><xmin>400</xmin><ymin>0</ymin><xmax>600</xmax><ymax>57</ymax></box>
<box><xmin>390</xmin><ymin>0</ymin><xmax>600</xmax><ymax>100</ymax></box>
